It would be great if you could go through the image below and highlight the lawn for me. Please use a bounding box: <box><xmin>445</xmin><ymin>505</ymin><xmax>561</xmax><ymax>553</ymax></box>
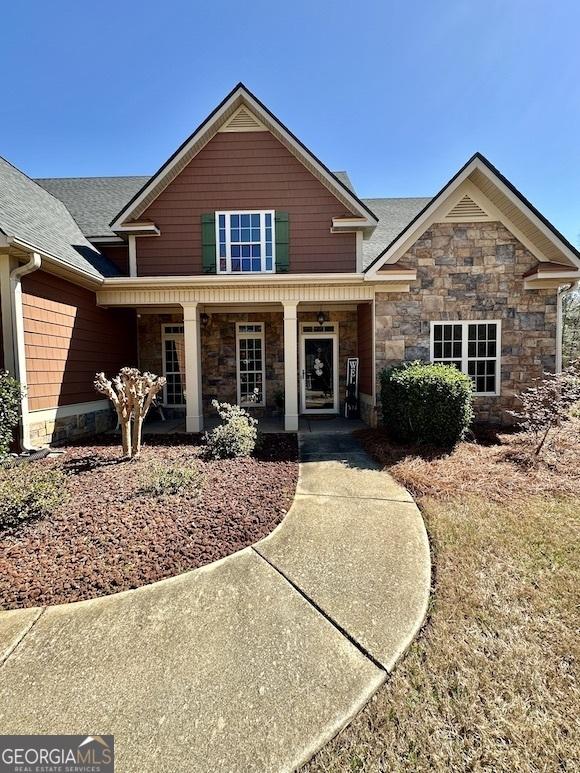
<box><xmin>0</xmin><ymin>434</ymin><xmax>298</xmax><ymax>609</ymax></box>
<box><xmin>306</xmin><ymin>425</ymin><xmax>580</xmax><ymax>772</ymax></box>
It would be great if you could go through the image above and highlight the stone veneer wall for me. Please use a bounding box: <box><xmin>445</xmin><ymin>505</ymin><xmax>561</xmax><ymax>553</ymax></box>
<box><xmin>375</xmin><ymin>221</ymin><xmax>558</xmax><ymax>424</ymax></box>
<box><xmin>137</xmin><ymin>309</ymin><xmax>358</xmax><ymax>418</ymax></box>
<box><xmin>29</xmin><ymin>406</ymin><xmax>115</xmax><ymax>446</ymax></box>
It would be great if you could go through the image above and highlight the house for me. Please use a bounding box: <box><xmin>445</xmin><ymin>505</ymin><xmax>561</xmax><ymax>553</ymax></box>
<box><xmin>1</xmin><ymin>83</ymin><xmax>579</xmax><ymax>448</ymax></box>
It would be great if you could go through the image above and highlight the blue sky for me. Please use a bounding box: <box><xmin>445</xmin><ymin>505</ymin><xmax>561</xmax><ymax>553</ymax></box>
<box><xmin>2</xmin><ymin>1</ymin><xmax>579</xmax><ymax>244</ymax></box>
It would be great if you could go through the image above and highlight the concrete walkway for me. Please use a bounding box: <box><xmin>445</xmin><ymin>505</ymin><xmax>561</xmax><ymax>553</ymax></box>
<box><xmin>0</xmin><ymin>433</ymin><xmax>430</xmax><ymax>773</ymax></box>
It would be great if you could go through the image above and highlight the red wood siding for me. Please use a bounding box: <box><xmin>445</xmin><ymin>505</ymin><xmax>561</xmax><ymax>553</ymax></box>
<box><xmin>22</xmin><ymin>271</ymin><xmax>137</xmax><ymax>410</ymax></box>
<box><xmin>95</xmin><ymin>242</ymin><xmax>130</xmax><ymax>275</ymax></box>
<box><xmin>135</xmin><ymin>131</ymin><xmax>357</xmax><ymax>275</ymax></box>
<box><xmin>357</xmin><ymin>302</ymin><xmax>373</xmax><ymax>395</ymax></box>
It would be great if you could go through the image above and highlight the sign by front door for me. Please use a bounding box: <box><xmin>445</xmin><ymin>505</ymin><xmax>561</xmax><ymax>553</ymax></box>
<box><xmin>345</xmin><ymin>357</ymin><xmax>359</xmax><ymax>418</ymax></box>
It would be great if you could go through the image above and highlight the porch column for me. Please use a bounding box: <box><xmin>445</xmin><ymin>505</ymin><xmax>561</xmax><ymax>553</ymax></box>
<box><xmin>181</xmin><ymin>302</ymin><xmax>204</xmax><ymax>433</ymax></box>
<box><xmin>283</xmin><ymin>300</ymin><xmax>299</xmax><ymax>432</ymax></box>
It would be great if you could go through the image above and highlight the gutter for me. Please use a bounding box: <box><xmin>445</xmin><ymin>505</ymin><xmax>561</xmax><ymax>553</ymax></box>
<box><xmin>10</xmin><ymin>252</ymin><xmax>42</xmax><ymax>450</ymax></box>
<box><xmin>5</xmin><ymin>235</ymin><xmax>104</xmax><ymax>288</ymax></box>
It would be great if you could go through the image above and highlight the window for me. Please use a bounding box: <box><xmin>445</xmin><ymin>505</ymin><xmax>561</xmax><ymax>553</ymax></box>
<box><xmin>216</xmin><ymin>211</ymin><xmax>275</xmax><ymax>273</ymax></box>
<box><xmin>162</xmin><ymin>324</ymin><xmax>186</xmax><ymax>406</ymax></box>
<box><xmin>430</xmin><ymin>320</ymin><xmax>501</xmax><ymax>395</ymax></box>
<box><xmin>236</xmin><ymin>322</ymin><xmax>265</xmax><ymax>406</ymax></box>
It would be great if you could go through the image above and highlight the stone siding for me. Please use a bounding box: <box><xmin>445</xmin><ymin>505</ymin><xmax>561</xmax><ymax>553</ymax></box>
<box><xmin>29</xmin><ymin>407</ymin><xmax>115</xmax><ymax>447</ymax></box>
<box><xmin>375</xmin><ymin>221</ymin><xmax>558</xmax><ymax>424</ymax></box>
<box><xmin>137</xmin><ymin>308</ymin><xmax>358</xmax><ymax>418</ymax></box>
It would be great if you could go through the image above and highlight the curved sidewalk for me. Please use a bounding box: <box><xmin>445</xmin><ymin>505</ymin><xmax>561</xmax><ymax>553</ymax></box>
<box><xmin>0</xmin><ymin>432</ymin><xmax>430</xmax><ymax>773</ymax></box>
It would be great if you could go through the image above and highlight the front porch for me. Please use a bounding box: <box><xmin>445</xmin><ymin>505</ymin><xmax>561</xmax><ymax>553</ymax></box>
<box><xmin>135</xmin><ymin>300</ymin><xmax>375</xmax><ymax>432</ymax></box>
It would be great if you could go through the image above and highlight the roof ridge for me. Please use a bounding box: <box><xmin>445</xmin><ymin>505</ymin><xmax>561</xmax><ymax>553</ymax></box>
<box><xmin>34</xmin><ymin>174</ymin><xmax>151</xmax><ymax>181</ymax></box>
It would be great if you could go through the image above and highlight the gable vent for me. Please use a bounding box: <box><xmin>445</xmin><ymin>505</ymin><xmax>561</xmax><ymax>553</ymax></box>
<box><xmin>220</xmin><ymin>106</ymin><xmax>265</xmax><ymax>133</ymax></box>
<box><xmin>445</xmin><ymin>194</ymin><xmax>490</xmax><ymax>221</ymax></box>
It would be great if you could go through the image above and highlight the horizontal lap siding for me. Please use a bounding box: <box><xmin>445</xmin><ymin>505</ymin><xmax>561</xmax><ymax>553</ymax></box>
<box><xmin>136</xmin><ymin>131</ymin><xmax>356</xmax><ymax>275</ymax></box>
<box><xmin>357</xmin><ymin>303</ymin><xmax>373</xmax><ymax>395</ymax></box>
<box><xmin>22</xmin><ymin>271</ymin><xmax>137</xmax><ymax>410</ymax></box>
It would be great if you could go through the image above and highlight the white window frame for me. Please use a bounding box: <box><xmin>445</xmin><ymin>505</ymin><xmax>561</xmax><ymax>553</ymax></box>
<box><xmin>216</xmin><ymin>210</ymin><xmax>276</xmax><ymax>274</ymax></box>
<box><xmin>429</xmin><ymin>320</ymin><xmax>502</xmax><ymax>396</ymax></box>
<box><xmin>161</xmin><ymin>323</ymin><xmax>186</xmax><ymax>407</ymax></box>
<box><xmin>236</xmin><ymin>322</ymin><xmax>266</xmax><ymax>407</ymax></box>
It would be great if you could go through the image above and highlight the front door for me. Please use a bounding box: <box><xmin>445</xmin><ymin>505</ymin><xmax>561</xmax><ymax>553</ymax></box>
<box><xmin>300</xmin><ymin>332</ymin><xmax>339</xmax><ymax>414</ymax></box>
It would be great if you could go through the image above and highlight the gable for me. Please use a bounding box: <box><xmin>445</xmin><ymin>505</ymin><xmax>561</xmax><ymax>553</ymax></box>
<box><xmin>365</xmin><ymin>153</ymin><xmax>580</xmax><ymax>275</ymax></box>
<box><xmin>134</xmin><ymin>129</ymin><xmax>358</xmax><ymax>276</ymax></box>
<box><xmin>111</xmin><ymin>84</ymin><xmax>377</xmax><ymax>232</ymax></box>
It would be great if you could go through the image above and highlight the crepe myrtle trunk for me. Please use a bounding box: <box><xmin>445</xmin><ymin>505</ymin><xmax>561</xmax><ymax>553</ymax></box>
<box><xmin>94</xmin><ymin>368</ymin><xmax>166</xmax><ymax>459</ymax></box>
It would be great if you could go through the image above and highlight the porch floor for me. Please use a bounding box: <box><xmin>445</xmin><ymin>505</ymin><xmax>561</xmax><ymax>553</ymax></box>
<box><xmin>141</xmin><ymin>415</ymin><xmax>366</xmax><ymax>435</ymax></box>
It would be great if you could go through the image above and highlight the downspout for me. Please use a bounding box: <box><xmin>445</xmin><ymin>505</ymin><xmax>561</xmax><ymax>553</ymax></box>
<box><xmin>10</xmin><ymin>252</ymin><xmax>42</xmax><ymax>450</ymax></box>
<box><xmin>556</xmin><ymin>281</ymin><xmax>578</xmax><ymax>373</ymax></box>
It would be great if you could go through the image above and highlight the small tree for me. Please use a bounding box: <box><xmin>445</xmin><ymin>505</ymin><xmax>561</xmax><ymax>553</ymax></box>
<box><xmin>0</xmin><ymin>371</ymin><xmax>22</xmax><ymax>459</ymax></box>
<box><xmin>508</xmin><ymin>362</ymin><xmax>580</xmax><ymax>457</ymax></box>
<box><xmin>94</xmin><ymin>368</ymin><xmax>166</xmax><ymax>458</ymax></box>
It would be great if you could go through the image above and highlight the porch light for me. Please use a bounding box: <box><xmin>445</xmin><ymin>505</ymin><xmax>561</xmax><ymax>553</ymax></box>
<box><xmin>200</xmin><ymin>312</ymin><xmax>210</xmax><ymax>327</ymax></box>
<box><xmin>317</xmin><ymin>311</ymin><xmax>326</xmax><ymax>326</ymax></box>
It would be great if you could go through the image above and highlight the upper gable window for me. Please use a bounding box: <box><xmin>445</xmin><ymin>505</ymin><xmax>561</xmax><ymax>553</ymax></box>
<box><xmin>216</xmin><ymin>211</ymin><xmax>275</xmax><ymax>273</ymax></box>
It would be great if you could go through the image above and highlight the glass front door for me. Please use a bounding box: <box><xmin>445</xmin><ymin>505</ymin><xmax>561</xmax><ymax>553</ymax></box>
<box><xmin>301</xmin><ymin>335</ymin><xmax>338</xmax><ymax>413</ymax></box>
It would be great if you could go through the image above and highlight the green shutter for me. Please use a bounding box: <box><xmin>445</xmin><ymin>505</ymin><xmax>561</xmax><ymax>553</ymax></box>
<box><xmin>275</xmin><ymin>211</ymin><xmax>289</xmax><ymax>273</ymax></box>
<box><xmin>201</xmin><ymin>213</ymin><xmax>217</xmax><ymax>273</ymax></box>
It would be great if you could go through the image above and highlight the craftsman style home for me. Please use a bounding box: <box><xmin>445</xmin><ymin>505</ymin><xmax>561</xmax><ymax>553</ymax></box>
<box><xmin>1</xmin><ymin>84</ymin><xmax>579</xmax><ymax>447</ymax></box>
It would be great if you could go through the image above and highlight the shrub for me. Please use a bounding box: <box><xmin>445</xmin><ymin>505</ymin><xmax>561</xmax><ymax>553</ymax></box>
<box><xmin>203</xmin><ymin>400</ymin><xmax>258</xmax><ymax>459</ymax></box>
<box><xmin>508</xmin><ymin>362</ymin><xmax>580</xmax><ymax>457</ymax></box>
<box><xmin>0</xmin><ymin>462</ymin><xmax>67</xmax><ymax>529</ymax></box>
<box><xmin>138</xmin><ymin>458</ymin><xmax>203</xmax><ymax>497</ymax></box>
<box><xmin>0</xmin><ymin>371</ymin><xmax>22</xmax><ymax>459</ymax></box>
<box><xmin>380</xmin><ymin>361</ymin><xmax>474</xmax><ymax>447</ymax></box>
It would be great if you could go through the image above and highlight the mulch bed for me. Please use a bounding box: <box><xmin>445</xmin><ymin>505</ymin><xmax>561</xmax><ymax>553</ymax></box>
<box><xmin>0</xmin><ymin>434</ymin><xmax>298</xmax><ymax>610</ymax></box>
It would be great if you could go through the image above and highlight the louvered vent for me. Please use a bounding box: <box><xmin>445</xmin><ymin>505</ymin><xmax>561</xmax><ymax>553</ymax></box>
<box><xmin>445</xmin><ymin>194</ymin><xmax>489</xmax><ymax>221</ymax></box>
<box><xmin>220</xmin><ymin>106</ymin><xmax>265</xmax><ymax>132</ymax></box>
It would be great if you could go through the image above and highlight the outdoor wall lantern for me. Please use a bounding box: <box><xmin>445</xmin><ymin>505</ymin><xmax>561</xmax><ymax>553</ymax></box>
<box><xmin>317</xmin><ymin>311</ymin><xmax>326</xmax><ymax>326</ymax></box>
<box><xmin>200</xmin><ymin>312</ymin><xmax>210</xmax><ymax>327</ymax></box>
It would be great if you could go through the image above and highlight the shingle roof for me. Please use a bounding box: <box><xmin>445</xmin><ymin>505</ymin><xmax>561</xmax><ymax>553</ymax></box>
<box><xmin>332</xmin><ymin>171</ymin><xmax>355</xmax><ymax>194</ymax></box>
<box><xmin>36</xmin><ymin>175</ymin><xmax>150</xmax><ymax>238</ymax></box>
<box><xmin>0</xmin><ymin>157</ymin><xmax>120</xmax><ymax>279</ymax></box>
<box><xmin>361</xmin><ymin>197</ymin><xmax>432</xmax><ymax>268</ymax></box>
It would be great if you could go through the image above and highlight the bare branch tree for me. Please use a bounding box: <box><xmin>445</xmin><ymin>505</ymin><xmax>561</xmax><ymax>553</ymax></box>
<box><xmin>94</xmin><ymin>368</ymin><xmax>166</xmax><ymax>458</ymax></box>
<box><xmin>508</xmin><ymin>362</ymin><xmax>580</xmax><ymax>458</ymax></box>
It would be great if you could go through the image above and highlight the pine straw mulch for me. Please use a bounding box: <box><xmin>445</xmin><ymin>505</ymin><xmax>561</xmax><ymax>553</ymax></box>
<box><xmin>306</xmin><ymin>424</ymin><xmax>580</xmax><ymax>772</ymax></box>
<box><xmin>0</xmin><ymin>434</ymin><xmax>298</xmax><ymax>610</ymax></box>
<box><xmin>356</xmin><ymin>420</ymin><xmax>580</xmax><ymax>503</ymax></box>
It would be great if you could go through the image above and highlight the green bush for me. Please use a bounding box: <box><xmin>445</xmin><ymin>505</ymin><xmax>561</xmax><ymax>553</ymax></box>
<box><xmin>0</xmin><ymin>371</ymin><xmax>22</xmax><ymax>459</ymax></box>
<box><xmin>203</xmin><ymin>400</ymin><xmax>258</xmax><ymax>459</ymax></box>
<box><xmin>380</xmin><ymin>361</ymin><xmax>474</xmax><ymax>447</ymax></box>
<box><xmin>138</xmin><ymin>459</ymin><xmax>203</xmax><ymax>497</ymax></box>
<box><xmin>0</xmin><ymin>462</ymin><xmax>67</xmax><ymax>529</ymax></box>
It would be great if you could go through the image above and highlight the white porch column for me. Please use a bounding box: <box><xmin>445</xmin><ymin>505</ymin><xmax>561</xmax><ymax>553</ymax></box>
<box><xmin>181</xmin><ymin>302</ymin><xmax>204</xmax><ymax>433</ymax></box>
<box><xmin>283</xmin><ymin>300</ymin><xmax>299</xmax><ymax>432</ymax></box>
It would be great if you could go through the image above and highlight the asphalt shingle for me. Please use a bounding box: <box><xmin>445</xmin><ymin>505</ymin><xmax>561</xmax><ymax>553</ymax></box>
<box><xmin>36</xmin><ymin>175</ymin><xmax>150</xmax><ymax>238</ymax></box>
<box><xmin>0</xmin><ymin>157</ymin><xmax>120</xmax><ymax>279</ymax></box>
<box><xmin>361</xmin><ymin>197</ymin><xmax>432</xmax><ymax>268</ymax></box>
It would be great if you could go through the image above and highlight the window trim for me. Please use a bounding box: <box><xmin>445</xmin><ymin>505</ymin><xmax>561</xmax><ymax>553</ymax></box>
<box><xmin>429</xmin><ymin>319</ymin><xmax>502</xmax><ymax>396</ymax></box>
<box><xmin>215</xmin><ymin>210</ymin><xmax>276</xmax><ymax>274</ymax></box>
<box><xmin>236</xmin><ymin>322</ymin><xmax>266</xmax><ymax>407</ymax></box>
<box><xmin>161</xmin><ymin>323</ymin><xmax>186</xmax><ymax>407</ymax></box>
